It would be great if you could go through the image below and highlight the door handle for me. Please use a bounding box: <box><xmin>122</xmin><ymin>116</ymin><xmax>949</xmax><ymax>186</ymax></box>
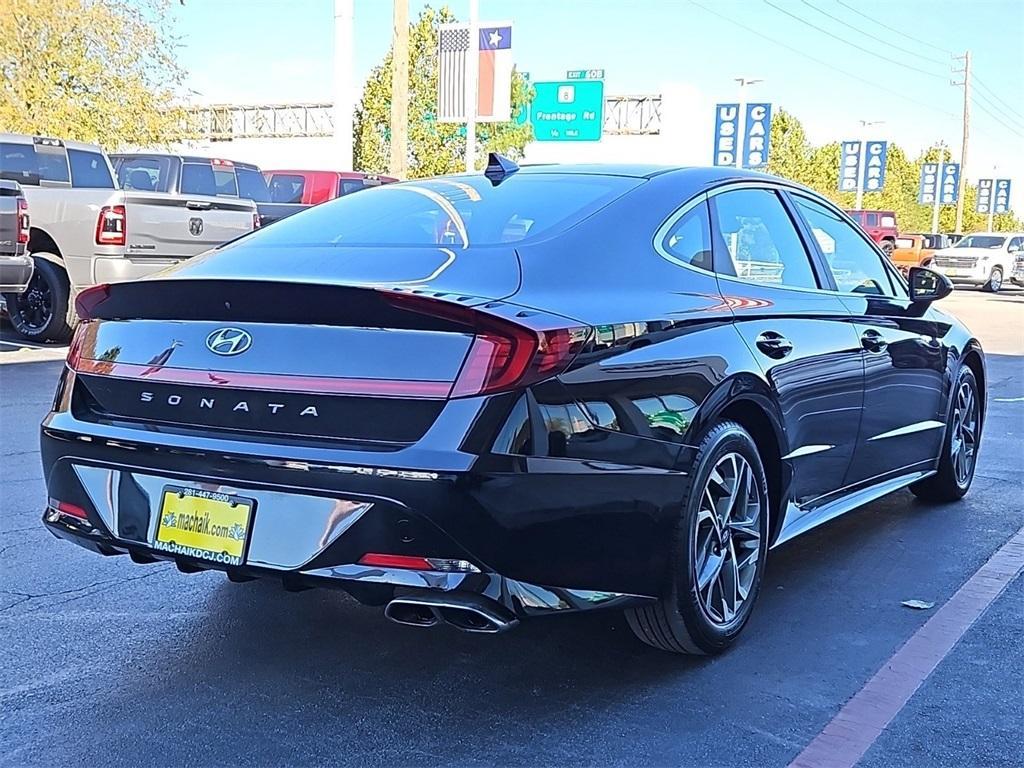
<box><xmin>861</xmin><ymin>329</ymin><xmax>888</xmax><ymax>353</ymax></box>
<box><xmin>185</xmin><ymin>200</ymin><xmax>212</xmax><ymax>210</ymax></box>
<box><xmin>755</xmin><ymin>331</ymin><xmax>794</xmax><ymax>359</ymax></box>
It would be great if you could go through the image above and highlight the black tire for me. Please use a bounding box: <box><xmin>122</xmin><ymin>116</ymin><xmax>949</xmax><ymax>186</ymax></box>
<box><xmin>911</xmin><ymin>366</ymin><xmax>981</xmax><ymax>502</ymax></box>
<box><xmin>981</xmin><ymin>267</ymin><xmax>1003</xmax><ymax>293</ymax></box>
<box><xmin>3</xmin><ymin>256</ymin><xmax>77</xmax><ymax>343</ymax></box>
<box><xmin>626</xmin><ymin>420</ymin><xmax>770</xmax><ymax>655</ymax></box>
<box><xmin>881</xmin><ymin>240</ymin><xmax>895</xmax><ymax>256</ymax></box>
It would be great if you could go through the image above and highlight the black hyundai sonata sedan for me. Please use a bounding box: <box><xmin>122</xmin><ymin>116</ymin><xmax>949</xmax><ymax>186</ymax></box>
<box><xmin>41</xmin><ymin>157</ymin><xmax>985</xmax><ymax>654</ymax></box>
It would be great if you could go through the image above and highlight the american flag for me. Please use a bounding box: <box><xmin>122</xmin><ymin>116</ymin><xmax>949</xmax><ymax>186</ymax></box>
<box><xmin>438</xmin><ymin>25</ymin><xmax>470</xmax><ymax>121</ymax></box>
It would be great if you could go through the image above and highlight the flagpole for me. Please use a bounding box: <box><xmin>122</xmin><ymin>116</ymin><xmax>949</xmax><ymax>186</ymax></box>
<box><xmin>464</xmin><ymin>0</ymin><xmax>479</xmax><ymax>172</ymax></box>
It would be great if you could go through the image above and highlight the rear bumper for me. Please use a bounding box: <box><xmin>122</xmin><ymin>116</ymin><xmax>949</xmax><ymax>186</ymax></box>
<box><xmin>40</xmin><ymin>406</ymin><xmax>683</xmax><ymax>611</ymax></box>
<box><xmin>0</xmin><ymin>254</ymin><xmax>33</xmax><ymax>293</ymax></box>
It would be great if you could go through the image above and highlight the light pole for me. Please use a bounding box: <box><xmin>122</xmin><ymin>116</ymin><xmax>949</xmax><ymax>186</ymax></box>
<box><xmin>333</xmin><ymin>0</ymin><xmax>355</xmax><ymax>170</ymax></box>
<box><xmin>734</xmin><ymin>77</ymin><xmax>764</xmax><ymax>168</ymax></box>
<box><xmin>854</xmin><ymin>119</ymin><xmax>885</xmax><ymax>210</ymax></box>
<box><xmin>987</xmin><ymin>165</ymin><xmax>996</xmax><ymax>233</ymax></box>
<box><xmin>931</xmin><ymin>140</ymin><xmax>946</xmax><ymax>234</ymax></box>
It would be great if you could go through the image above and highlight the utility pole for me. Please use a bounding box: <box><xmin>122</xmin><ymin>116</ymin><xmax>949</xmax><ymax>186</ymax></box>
<box><xmin>464</xmin><ymin>0</ymin><xmax>479</xmax><ymax>172</ymax></box>
<box><xmin>390</xmin><ymin>0</ymin><xmax>409</xmax><ymax>179</ymax></box>
<box><xmin>734</xmin><ymin>76</ymin><xmax>764</xmax><ymax>168</ymax></box>
<box><xmin>333</xmin><ymin>0</ymin><xmax>354</xmax><ymax>170</ymax></box>
<box><xmin>854</xmin><ymin>119</ymin><xmax>885</xmax><ymax>210</ymax></box>
<box><xmin>931</xmin><ymin>140</ymin><xmax>946</xmax><ymax>234</ymax></box>
<box><xmin>952</xmin><ymin>51</ymin><xmax>971</xmax><ymax>234</ymax></box>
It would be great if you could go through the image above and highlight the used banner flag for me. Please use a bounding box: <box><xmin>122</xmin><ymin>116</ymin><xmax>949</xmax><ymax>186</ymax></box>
<box><xmin>438</xmin><ymin>22</ymin><xmax>513</xmax><ymax>123</ymax></box>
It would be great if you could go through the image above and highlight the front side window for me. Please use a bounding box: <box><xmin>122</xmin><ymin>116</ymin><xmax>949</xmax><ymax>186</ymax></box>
<box><xmin>67</xmin><ymin>149</ymin><xmax>114</xmax><ymax>188</ymax></box>
<box><xmin>793</xmin><ymin>195</ymin><xmax>895</xmax><ymax>296</ymax></box>
<box><xmin>660</xmin><ymin>200</ymin><xmax>713</xmax><ymax>271</ymax></box>
<box><xmin>711</xmin><ymin>188</ymin><xmax>818</xmax><ymax>290</ymax></box>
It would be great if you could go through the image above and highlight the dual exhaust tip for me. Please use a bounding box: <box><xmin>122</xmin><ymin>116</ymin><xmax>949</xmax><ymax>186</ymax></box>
<box><xmin>384</xmin><ymin>593</ymin><xmax>518</xmax><ymax>634</ymax></box>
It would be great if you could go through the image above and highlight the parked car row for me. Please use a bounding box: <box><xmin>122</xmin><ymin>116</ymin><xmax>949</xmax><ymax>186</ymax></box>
<box><xmin>0</xmin><ymin>132</ymin><xmax>394</xmax><ymax>341</ymax></box>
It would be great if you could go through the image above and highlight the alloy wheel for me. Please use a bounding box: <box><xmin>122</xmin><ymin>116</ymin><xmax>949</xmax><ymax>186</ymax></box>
<box><xmin>693</xmin><ymin>452</ymin><xmax>763</xmax><ymax>626</ymax></box>
<box><xmin>13</xmin><ymin>273</ymin><xmax>52</xmax><ymax>332</ymax></box>
<box><xmin>951</xmin><ymin>379</ymin><xmax>979</xmax><ymax>487</ymax></box>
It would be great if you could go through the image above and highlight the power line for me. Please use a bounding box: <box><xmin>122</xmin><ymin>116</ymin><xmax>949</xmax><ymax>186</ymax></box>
<box><xmin>973</xmin><ymin>75</ymin><xmax>1024</xmax><ymax>122</ymax></box>
<box><xmin>971</xmin><ymin>93</ymin><xmax>1024</xmax><ymax>138</ymax></box>
<box><xmin>687</xmin><ymin>1</ymin><xmax>958</xmax><ymax>122</ymax></box>
<box><xmin>833</xmin><ymin>0</ymin><xmax>955</xmax><ymax>55</ymax></box>
<box><xmin>797</xmin><ymin>0</ymin><xmax>947</xmax><ymax>67</ymax></box>
<box><xmin>762</xmin><ymin>0</ymin><xmax>946</xmax><ymax>80</ymax></box>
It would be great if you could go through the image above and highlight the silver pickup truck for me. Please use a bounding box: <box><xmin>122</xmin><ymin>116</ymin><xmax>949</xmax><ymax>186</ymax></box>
<box><xmin>0</xmin><ymin>179</ymin><xmax>33</xmax><ymax>294</ymax></box>
<box><xmin>0</xmin><ymin>134</ymin><xmax>257</xmax><ymax>342</ymax></box>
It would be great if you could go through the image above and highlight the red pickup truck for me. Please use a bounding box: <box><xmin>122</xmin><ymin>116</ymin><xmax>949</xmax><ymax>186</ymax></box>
<box><xmin>844</xmin><ymin>209</ymin><xmax>899</xmax><ymax>255</ymax></box>
<box><xmin>263</xmin><ymin>170</ymin><xmax>397</xmax><ymax>206</ymax></box>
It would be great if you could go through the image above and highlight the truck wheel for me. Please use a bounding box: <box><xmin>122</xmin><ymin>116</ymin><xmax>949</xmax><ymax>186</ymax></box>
<box><xmin>981</xmin><ymin>267</ymin><xmax>1003</xmax><ymax>293</ymax></box>
<box><xmin>3</xmin><ymin>257</ymin><xmax>78</xmax><ymax>343</ymax></box>
<box><xmin>881</xmin><ymin>240</ymin><xmax>895</xmax><ymax>256</ymax></box>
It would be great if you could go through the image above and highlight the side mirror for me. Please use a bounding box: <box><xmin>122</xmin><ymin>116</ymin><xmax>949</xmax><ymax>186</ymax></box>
<box><xmin>908</xmin><ymin>266</ymin><xmax>953</xmax><ymax>303</ymax></box>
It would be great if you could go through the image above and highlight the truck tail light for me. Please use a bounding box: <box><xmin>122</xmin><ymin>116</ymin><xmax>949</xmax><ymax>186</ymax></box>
<box><xmin>95</xmin><ymin>205</ymin><xmax>126</xmax><ymax>246</ymax></box>
<box><xmin>252</xmin><ymin>212</ymin><xmax>261</xmax><ymax>230</ymax></box>
<box><xmin>17</xmin><ymin>198</ymin><xmax>29</xmax><ymax>244</ymax></box>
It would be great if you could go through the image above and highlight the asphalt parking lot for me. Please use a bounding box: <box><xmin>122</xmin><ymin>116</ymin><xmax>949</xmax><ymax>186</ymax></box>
<box><xmin>1</xmin><ymin>289</ymin><xmax>1022</xmax><ymax>767</ymax></box>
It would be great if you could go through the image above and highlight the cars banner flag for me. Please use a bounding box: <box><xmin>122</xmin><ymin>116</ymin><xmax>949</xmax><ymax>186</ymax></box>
<box><xmin>939</xmin><ymin>163</ymin><xmax>960</xmax><ymax>204</ymax></box>
<box><xmin>919</xmin><ymin>163</ymin><xmax>941</xmax><ymax>204</ymax></box>
<box><xmin>438</xmin><ymin>22</ymin><xmax>514</xmax><ymax>122</ymax></box>
<box><xmin>976</xmin><ymin>179</ymin><xmax>994</xmax><ymax>213</ymax></box>
<box><xmin>839</xmin><ymin>141</ymin><xmax>861</xmax><ymax>192</ymax></box>
<box><xmin>993</xmin><ymin>179</ymin><xmax>1012</xmax><ymax>214</ymax></box>
<box><xmin>742</xmin><ymin>103</ymin><xmax>772</xmax><ymax>170</ymax></box>
<box><xmin>713</xmin><ymin>104</ymin><xmax>740</xmax><ymax>167</ymax></box>
<box><xmin>862</xmin><ymin>141</ymin><xmax>887</xmax><ymax>192</ymax></box>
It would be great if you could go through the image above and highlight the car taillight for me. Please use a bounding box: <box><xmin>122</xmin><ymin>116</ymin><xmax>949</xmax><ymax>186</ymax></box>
<box><xmin>384</xmin><ymin>292</ymin><xmax>589</xmax><ymax>398</ymax></box>
<box><xmin>252</xmin><ymin>212</ymin><xmax>260</xmax><ymax>230</ymax></box>
<box><xmin>16</xmin><ymin>198</ymin><xmax>29</xmax><ymax>244</ymax></box>
<box><xmin>73</xmin><ymin>283</ymin><xmax>110</xmax><ymax>322</ymax></box>
<box><xmin>95</xmin><ymin>205</ymin><xmax>126</xmax><ymax>245</ymax></box>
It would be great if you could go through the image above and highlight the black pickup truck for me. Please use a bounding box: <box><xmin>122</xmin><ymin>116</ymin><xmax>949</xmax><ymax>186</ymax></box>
<box><xmin>110</xmin><ymin>153</ymin><xmax>309</xmax><ymax>228</ymax></box>
<box><xmin>0</xmin><ymin>179</ymin><xmax>33</xmax><ymax>295</ymax></box>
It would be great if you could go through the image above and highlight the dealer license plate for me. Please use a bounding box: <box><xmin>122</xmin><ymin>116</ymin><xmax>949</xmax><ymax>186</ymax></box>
<box><xmin>155</xmin><ymin>486</ymin><xmax>254</xmax><ymax>566</ymax></box>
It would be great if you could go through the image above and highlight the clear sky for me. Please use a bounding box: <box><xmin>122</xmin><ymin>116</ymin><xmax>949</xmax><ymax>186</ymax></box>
<box><xmin>173</xmin><ymin>0</ymin><xmax>1023</xmax><ymax>205</ymax></box>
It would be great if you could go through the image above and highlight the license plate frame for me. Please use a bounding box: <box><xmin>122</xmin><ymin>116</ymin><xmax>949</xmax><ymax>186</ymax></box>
<box><xmin>155</xmin><ymin>485</ymin><xmax>255</xmax><ymax>566</ymax></box>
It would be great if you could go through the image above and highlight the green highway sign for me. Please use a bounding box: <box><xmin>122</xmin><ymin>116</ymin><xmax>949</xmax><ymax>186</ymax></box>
<box><xmin>566</xmin><ymin>69</ymin><xmax>604</xmax><ymax>80</ymax></box>
<box><xmin>531</xmin><ymin>80</ymin><xmax>604</xmax><ymax>142</ymax></box>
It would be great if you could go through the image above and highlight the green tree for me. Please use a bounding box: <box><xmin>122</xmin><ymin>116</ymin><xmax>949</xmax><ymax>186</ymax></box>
<box><xmin>0</xmin><ymin>0</ymin><xmax>188</xmax><ymax>148</ymax></box>
<box><xmin>354</xmin><ymin>5</ymin><xmax>533</xmax><ymax>178</ymax></box>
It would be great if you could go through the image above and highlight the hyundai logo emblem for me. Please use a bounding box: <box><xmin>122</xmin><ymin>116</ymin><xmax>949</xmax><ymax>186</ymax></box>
<box><xmin>206</xmin><ymin>327</ymin><xmax>252</xmax><ymax>356</ymax></box>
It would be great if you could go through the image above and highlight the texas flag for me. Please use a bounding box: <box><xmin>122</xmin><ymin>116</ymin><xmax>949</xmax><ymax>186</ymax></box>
<box><xmin>476</xmin><ymin>25</ymin><xmax>512</xmax><ymax>122</ymax></box>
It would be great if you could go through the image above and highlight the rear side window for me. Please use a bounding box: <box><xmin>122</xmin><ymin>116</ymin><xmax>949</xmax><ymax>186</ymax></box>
<box><xmin>793</xmin><ymin>195</ymin><xmax>895</xmax><ymax>296</ymax></box>
<box><xmin>659</xmin><ymin>201</ymin><xmax>713</xmax><ymax>271</ymax></box>
<box><xmin>865</xmin><ymin>213</ymin><xmax>878</xmax><ymax>226</ymax></box>
<box><xmin>236</xmin><ymin>168</ymin><xmax>270</xmax><ymax>203</ymax></box>
<box><xmin>0</xmin><ymin>142</ymin><xmax>40</xmax><ymax>184</ymax></box>
<box><xmin>117</xmin><ymin>157</ymin><xmax>171</xmax><ymax>192</ymax></box>
<box><xmin>245</xmin><ymin>173</ymin><xmax>642</xmax><ymax>247</ymax></box>
<box><xmin>710</xmin><ymin>188</ymin><xmax>818</xmax><ymax>290</ymax></box>
<box><xmin>880</xmin><ymin>214</ymin><xmax>896</xmax><ymax>228</ymax></box>
<box><xmin>269</xmin><ymin>174</ymin><xmax>305</xmax><ymax>203</ymax></box>
<box><xmin>180</xmin><ymin>162</ymin><xmax>217</xmax><ymax>196</ymax></box>
<box><xmin>67</xmin><ymin>149</ymin><xmax>114</xmax><ymax>188</ymax></box>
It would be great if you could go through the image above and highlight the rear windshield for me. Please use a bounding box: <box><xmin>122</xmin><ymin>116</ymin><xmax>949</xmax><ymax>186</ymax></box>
<box><xmin>236</xmin><ymin>167</ymin><xmax>270</xmax><ymax>203</ymax></box>
<box><xmin>244</xmin><ymin>173</ymin><xmax>642</xmax><ymax>248</ymax></box>
<box><xmin>180</xmin><ymin>162</ymin><xmax>217</xmax><ymax>196</ymax></box>
<box><xmin>268</xmin><ymin>174</ymin><xmax>305</xmax><ymax>203</ymax></box>
<box><xmin>955</xmin><ymin>235</ymin><xmax>1005</xmax><ymax>249</ymax></box>
<box><xmin>339</xmin><ymin>177</ymin><xmax>382</xmax><ymax>196</ymax></box>
<box><xmin>118</xmin><ymin>156</ymin><xmax>172</xmax><ymax>192</ymax></box>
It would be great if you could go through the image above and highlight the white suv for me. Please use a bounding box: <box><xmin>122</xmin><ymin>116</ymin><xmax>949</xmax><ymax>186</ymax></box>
<box><xmin>931</xmin><ymin>232</ymin><xmax>1024</xmax><ymax>293</ymax></box>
